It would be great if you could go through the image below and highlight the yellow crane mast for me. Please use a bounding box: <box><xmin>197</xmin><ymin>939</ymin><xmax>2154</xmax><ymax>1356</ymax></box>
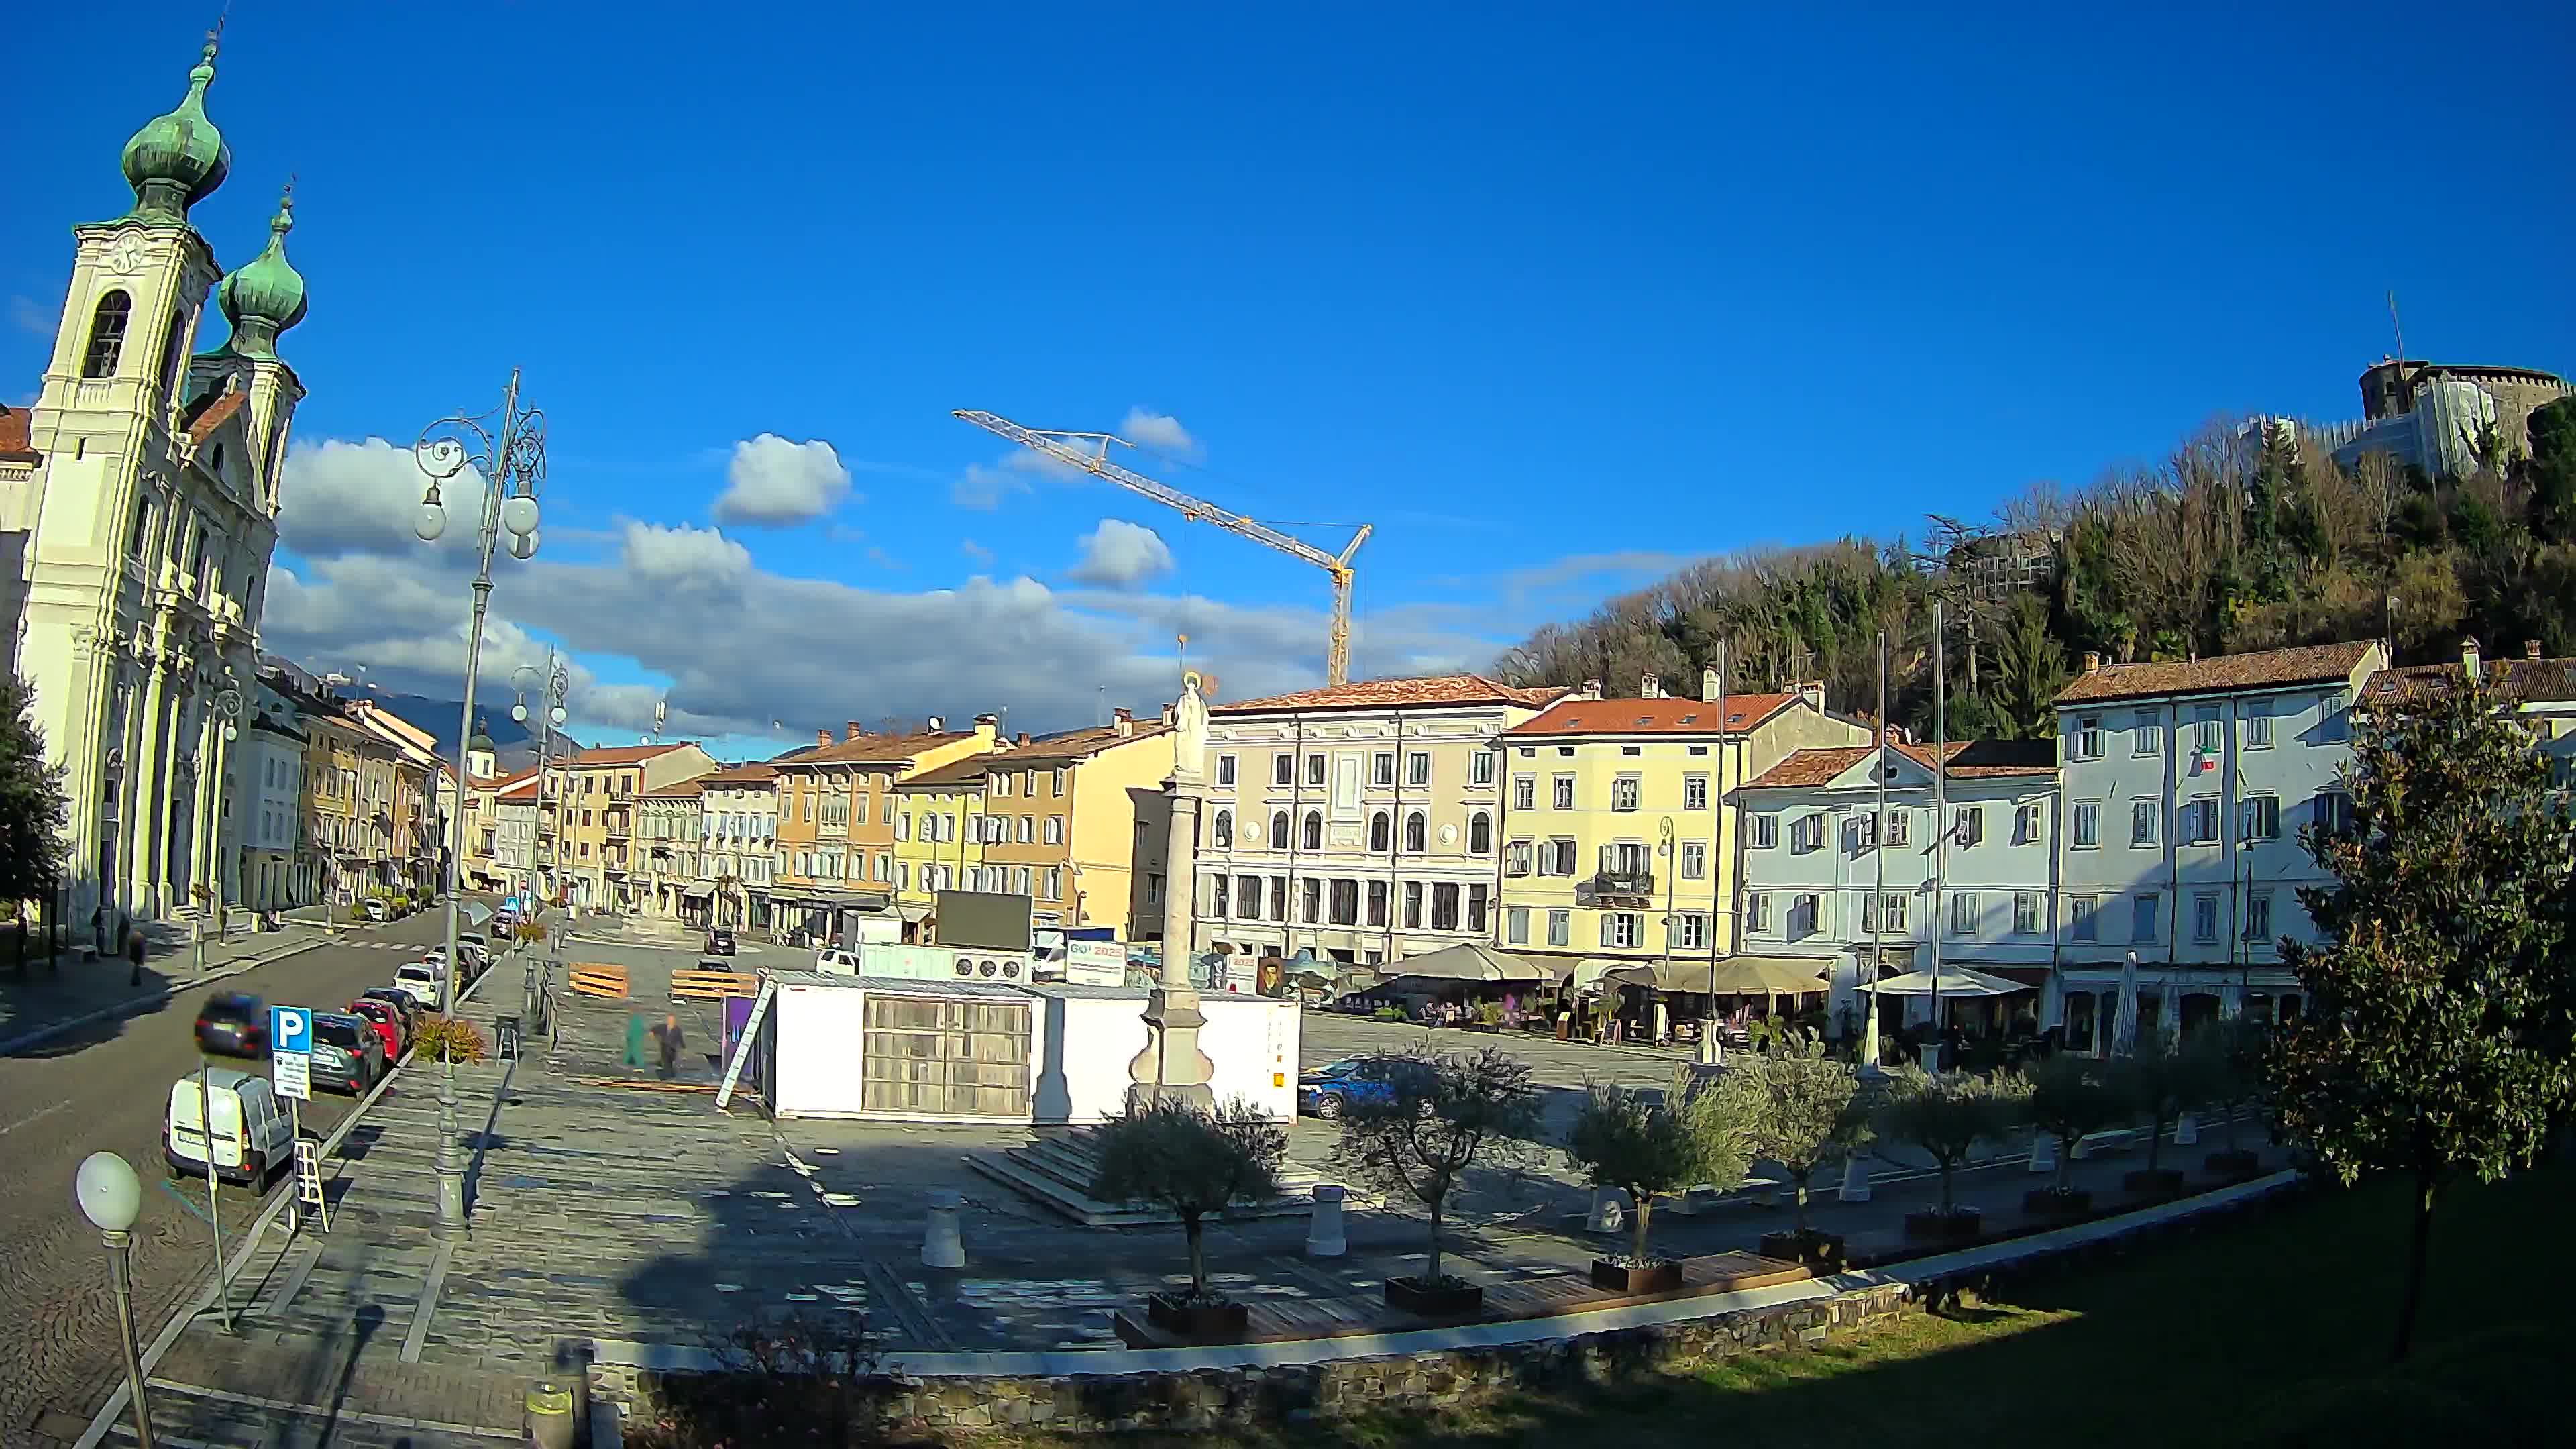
<box><xmin>953</xmin><ymin>409</ymin><xmax>1373</xmax><ymax>686</ymax></box>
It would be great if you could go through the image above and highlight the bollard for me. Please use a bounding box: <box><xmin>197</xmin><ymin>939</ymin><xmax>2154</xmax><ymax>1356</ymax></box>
<box><xmin>1585</xmin><ymin>1185</ymin><xmax>1625</xmax><ymax>1234</ymax></box>
<box><xmin>2028</xmin><ymin>1131</ymin><xmax>2059</xmax><ymax>1176</ymax></box>
<box><xmin>525</xmin><ymin>1379</ymin><xmax>576</xmax><ymax>1449</ymax></box>
<box><xmin>922</xmin><ymin>1189</ymin><xmax>966</xmax><ymax>1268</ymax></box>
<box><xmin>1837</xmin><ymin>1155</ymin><xmax>1872</xmax><ymax>1203</ymax></box>
<box><xmin>1305</xmin><ymin>1183</ymin><xmax>1347</xmax><ymax>1258</ymax></box>
<box><xmin>2175</xmin><ymin>1112</ymin><xmax>2200</xmax><ymax>1146</ymax></box>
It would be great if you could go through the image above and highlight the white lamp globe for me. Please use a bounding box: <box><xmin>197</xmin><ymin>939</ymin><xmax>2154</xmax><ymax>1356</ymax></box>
<box><xmin>501</xmin><ymin>494</ymin><xmax>539</xmax><ymax>537</ymax></box>
<box><xmin>511</xmin><ymin>702</ymin><xmax>529</xmax><ymax>724</ymax></box>
<box><xmin>76</xmin><ymin>1151</ymin><xmax>141</xmax><ymax>1232</ymax></box>
<box><xmin>507</xmin><ymin>529</ymin><xmax>538</xmax><ymax>561</ymax></box>
<box><xmin>413</xmin><ymin>500</ymin><xmax>447</xmax><ymax>543</ymax></box>
<box><xmin>549</xmin><ymin>704</ymin><xmax>567</xmax><ymax>727</ymax></box>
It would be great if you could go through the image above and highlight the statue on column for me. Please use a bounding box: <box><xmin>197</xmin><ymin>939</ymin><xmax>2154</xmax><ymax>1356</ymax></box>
<box><xmin>1172</xmin><ymin>670</ymin><xmax>1210</xmax><ymax>785</ymax></box>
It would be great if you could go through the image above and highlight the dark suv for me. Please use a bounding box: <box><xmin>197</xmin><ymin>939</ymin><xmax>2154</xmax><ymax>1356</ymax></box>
<box><xmin>194</xmin><ymin>991</ymin><xmax>268</xmax><ymax>1057</ymax></box>
<box><xmin>704</xmin><ymin>928</ymin><xmax>737</xmax><ymax>956</ymax></box>
<box><xmin>1297</xmin><ymin>1057</ymin><xmax>1436</xmax><ymax>1119</ymax></box>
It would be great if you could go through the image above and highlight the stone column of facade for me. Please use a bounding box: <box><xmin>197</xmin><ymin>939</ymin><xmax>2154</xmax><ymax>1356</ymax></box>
<box><xmin>65</xmin><ymin>629</ymin><xmax>111</xmax><ymax>924</ymax></box>
<box><xmin>127</xmin><ymin>649</ymin><xmax>172</xmax><ymax>916</ymax></box>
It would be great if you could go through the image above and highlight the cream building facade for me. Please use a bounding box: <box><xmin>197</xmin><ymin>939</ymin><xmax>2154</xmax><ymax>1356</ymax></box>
<box><xmin>1191</xmin><ymin>675</ymin><xmax>1564</xmax><ymax>965</ymax></box>
<box><xmin>3</xmin><ymin>38</ymin><xmax>309</xmax><ymax>928</ymax></box>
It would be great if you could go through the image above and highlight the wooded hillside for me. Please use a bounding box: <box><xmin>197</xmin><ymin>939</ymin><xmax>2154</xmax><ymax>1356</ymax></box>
<box><xmin>1491</xmin><ymin>398</ymin><xmax>2576</xmax><ymax>741</ymax></box>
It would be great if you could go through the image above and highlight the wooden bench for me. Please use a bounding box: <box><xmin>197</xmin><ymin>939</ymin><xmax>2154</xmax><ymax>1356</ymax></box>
<box><xmin>669</xmin><ymin>967</ymin><xmax>755</xmax><ymax>1002</ymax></box>
<box><xmin>568</xmin><ymin>962</ymin><xmax>629</xmax><ymax>999</ymax></box>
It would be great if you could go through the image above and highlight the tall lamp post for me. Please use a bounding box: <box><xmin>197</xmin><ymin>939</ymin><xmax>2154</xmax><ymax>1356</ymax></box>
<box><xmin>509</xmin><ymin>654</ymin><xmax>570</xmax><ymax>906</ymax></box>
<box><xmin>75</xmin><ymin>1151</ymin><xmax>154</xmax><ymax>1449</ymax></box>
<box><xmin>411</xmin><ymin>372</ymin><xmax>547</xmax><ymax>1026</ymax></box>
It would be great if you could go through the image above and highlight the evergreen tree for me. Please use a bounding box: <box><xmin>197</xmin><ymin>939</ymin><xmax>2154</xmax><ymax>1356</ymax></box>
<box><xmin>2520</xmin><ymin>396</ymin><xmax>2576</xmax><ymax>544</ymax></box>
<box><xmin>0</xmin><ymin>676</ymin><xmax>69</xmax><ymax>908</ymax></box>
<box><xmin>2274</xmin><ymin>675</ymin><xmax>2576</xmax><ymax>1361</ymax></box>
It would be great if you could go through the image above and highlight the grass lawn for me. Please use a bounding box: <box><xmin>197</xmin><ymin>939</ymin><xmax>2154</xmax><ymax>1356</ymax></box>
<box><xmin>969</xmin><ymin>1163</ymin><xmax>2570</xmax><ymax>1449</ymax></box>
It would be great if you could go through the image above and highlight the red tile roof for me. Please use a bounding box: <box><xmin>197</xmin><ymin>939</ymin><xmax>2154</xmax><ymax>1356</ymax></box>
<box><xmin>2365</xmin><ymin>655</ymin><xmax>2576</xmax><ymax>704</ymax></box>
<box><xmin>183</xmin><ymin>390</ymin><xmax>247</xmax><ymax>444</ymax></box>
<box><xmin>2053</xmin><ymin>641</ymin><xmax>2378</xmax><ymax>706</ymax></box>
<box><xmin>1503</xmin><ymin>692</ymin><xmax>1798</xmax><ymax>738</ymax></box>
<box><xmin>1213</xmin><ymin>674</ymin><xmax>1566</xmax><ymax>716</ymax></box>
<box><xmin>0</xmin><ymin>402</ymin><xmax>37</xmax><ymax>461</ymax></box>
<box><xmin>771</xmin><ymin>729</ymin><xmax>978</xmax><ymax>771</ymax></box>
<box><xmin>641</xmin><ymin>778</ymin><xmax>709</xmax><ymax>799</ymax></box>
<box><xmin>1746</xmin><ymin>739</ymin><xmax>2058</xmax><ymax>790</ymax></box>
<box><xmin>704</xmin><ymin>762</ymin><xmax>780</xmax><ymax>786</ymax></box>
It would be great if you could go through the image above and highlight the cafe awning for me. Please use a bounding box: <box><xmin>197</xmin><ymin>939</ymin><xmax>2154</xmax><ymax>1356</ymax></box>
<box><xmin>1381</xmin><ymin>941</ymin><xmax>1550</xmax><ymax>983</ymax></box>
<box><xmin>1860</xmin><ymin>966</ymin><xmax>2031</xmax><ymax>998</ymax></box>
<box><xmin>1691</xmin><ymin>955</ymin><xmax>1832</xmax><ymax>996</ymax></box>
<box><xmin>682</xmin><ymin>883</ymin><xmax>716</xmax><ymax>899</ymax></box>
<box><xmin>1569</xmin><ymin>958</ymin><xmax>1659</xmax><ymax>994</ymax></box>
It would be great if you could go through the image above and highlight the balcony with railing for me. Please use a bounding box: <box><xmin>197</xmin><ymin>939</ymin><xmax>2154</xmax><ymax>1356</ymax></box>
<box><xmin>1580</xmin><ymin>869</ymin><xmax>1655</xmax><ymax>904</ymax></box>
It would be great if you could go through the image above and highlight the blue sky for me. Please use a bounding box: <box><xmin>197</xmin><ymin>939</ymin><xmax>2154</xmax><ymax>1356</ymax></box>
<box><xmin>5</xmin><ymin>1</ymin><xmax>2569</xmax><ymax>757</ymax></box>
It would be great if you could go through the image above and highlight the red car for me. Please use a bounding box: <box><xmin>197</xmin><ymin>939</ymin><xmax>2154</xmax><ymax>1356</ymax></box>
<box><xmin>346</xmin><ymin>998</ymin><xmax>406</xmax><ymax>1061</ymax></box>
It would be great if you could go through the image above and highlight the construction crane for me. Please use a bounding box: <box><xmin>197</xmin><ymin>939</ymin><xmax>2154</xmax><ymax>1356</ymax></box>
<box><xmin>954</xmin><ymin>409</ymin><xmax>1374</xmax><ymax>685</ymax></box>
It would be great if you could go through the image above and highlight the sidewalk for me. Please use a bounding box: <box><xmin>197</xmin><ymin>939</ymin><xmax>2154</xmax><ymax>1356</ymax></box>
<box><xmin>0</xmin><ymin>918</ymin><xmax>339</xmax><ymax>1053</ymax></box>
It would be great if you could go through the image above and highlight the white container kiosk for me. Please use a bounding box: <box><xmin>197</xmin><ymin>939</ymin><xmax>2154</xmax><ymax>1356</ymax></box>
<box><xmin>1025</xmin><ymin>983</ymin><xmax>1299</xmax><ymax>1124</ymax></box>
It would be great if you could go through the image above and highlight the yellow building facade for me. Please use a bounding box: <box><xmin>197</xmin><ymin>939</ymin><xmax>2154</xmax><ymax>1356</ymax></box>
<box><xmin>1495</xmin><ymin>677</ymin><xmax>1866</xmax><ymax>972</ymax></box>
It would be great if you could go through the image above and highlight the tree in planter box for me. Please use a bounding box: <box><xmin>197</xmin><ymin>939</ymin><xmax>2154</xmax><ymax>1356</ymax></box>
<box><xmin>1874</xmin><ymin>1067</ymin><xmax>2028</xmax><ymax>1224</ymax></box>
<box><xmin>2110</xmin><ymin>1033</ymin><xmax>2213</xmax><ymax>1182</ymax></box>
<box><xmin>1329</xmin><ymin>1047</ymin><xmax>1542</xmax><ymax>1301</ymax></box>
<box><xmin>2026</xmin><ymin>1053</ymin><xmax>2124</xmax><ymax>1203</ymax></box>
<box><xmin>1713</xmin><ymin>1030</ymin><xmax>1866</xmax><ymax>1248</ymax></box>
<box><xmin>1089</xmin><ymin>1098</ymin><xmax>1286</xmax><ymax>1307</ymax></box>
<box><xmin>1565</xmin><ymin>1071</ymin><xmax>1749</xmax><ymax>1272</ymax></box>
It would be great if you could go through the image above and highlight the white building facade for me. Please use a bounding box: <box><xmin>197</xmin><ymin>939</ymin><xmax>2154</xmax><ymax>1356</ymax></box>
<box><xmin>1739</xmin><ymin>739</ymin><xmax>2060</xmax><ymax>1040</ymax></box>
<box><xmin>3</xmin><ymin>38</ymin><xmax>307</xmax><ymax>929</ymax></box>
<box><xmin>696</xmin><ymin>763</ymin><xmax>780</xmax><ymax>930</ymax></box>
<box><xmin>2052</xmin><ymin>641</ymin><xmax>2385</xmax><ymax>1052</ymax></box>
<box><xmin>490</xmin><ymin>775</ymin><xmax>539</xmax><ymax>898</ymax></box>
<box><xmin>1191</xmin><ymin>676</ymin><xmax>1562</xmax><ymax>965</ymax></box>
<box><xmin>224</xmin><ymin>675</ymin><xmax>307</xmax><ymax>910</ymax></box>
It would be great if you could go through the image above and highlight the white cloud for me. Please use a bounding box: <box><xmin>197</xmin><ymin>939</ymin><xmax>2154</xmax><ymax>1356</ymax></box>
<box><xmin>960</xmin><ymin>538</ymin><xmax>996</xmax><ymax>565</ymax></box>
<box><xmin>952</xmin><ymin>462</ymin><xmax>1032</xmax><ymax>511</ymax></box>
<box><xmin>1067</xmin><ymin>519</ymin><xmax>1175</xmax><ymax>588</ymax></box>
<box><xmin>1120</xmin><ymin>408</ymin><xmax>1201</xmax><ymax>458</ymax></box>
<box><xmin>621</xmin><ymin>520</ymin><xmax>752</xmax><ymax>586</ymax></box>
<box><xmin>711</xmin><ymin>434</ymin><xmax>853</xmax><ymax>526</ymax></box>
<box><xmin>278</xmin><ymin>437</ymin><xmax>488</xmax><ymax>559</ymax></box>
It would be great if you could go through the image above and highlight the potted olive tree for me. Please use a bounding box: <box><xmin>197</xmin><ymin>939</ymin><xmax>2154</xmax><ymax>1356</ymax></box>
<box><xmin>1566</xmin><ymin>1072</ymin><xmax>1748</xmax><ymax>1293</ymax></box>
<box><xmin>1719</xmin><ymin>1030</ymin><xmax>1866</xmax><ymax>1269</ymax></box>
<box><xmin>2112</xmin><ymin>1034</ymin><xmax>2210</xmax><ymax>1198</ymax></box>
<box><xmin>1330</xmin><ymin>1047</ymin><xmax>1542</xmax><ymax>1316</ymax></box>
<box><xmin>1089</xmin><ymin>1097</ymin><xmax>1287</xmax><ymax>1342</ymax></box>
<box><xmin>2023</xmin><ymin>1053</ymin><xmax>2122</xmax><ymax>1218</ymax></box>
<box><xmin>1876</xmin><ymin>1067</ymin><xmax>2027</xmax><ymax>1242</ymax></box>
<box><xmin>2192</xmin><ymin>1018</ymin><xmax>2267</xmax><ymax>1180</ymax></box>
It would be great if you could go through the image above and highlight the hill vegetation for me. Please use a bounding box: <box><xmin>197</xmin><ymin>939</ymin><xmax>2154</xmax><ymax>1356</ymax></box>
<box><xmin>1491</xmin><ymin>398</ymin><xmax>2576</xmax><ymax>741</ymax></box>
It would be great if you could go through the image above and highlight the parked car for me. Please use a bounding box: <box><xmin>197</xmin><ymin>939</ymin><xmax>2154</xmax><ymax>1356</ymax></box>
<box><xmin>346</xmin><ymin>998</ymin><xmax>407</xmax><ymax>1059</ymax></box>
<box><xmin>391</xmin><ymin>961</ymin><xmax>445</xmax><ymax>1009</ymax></box>
<box><xmin>165</xmin><ymin>1069</ymin><xmax>292</xmax><ymax>1185</ymax></box>
<box><xmin>359</xmin><ymin>987</ymin><xmax>423</xmax><ymax>1036</ymax></box>
<box><xmin>362</xmin><ymin>898</ymin><xmax>388</xmax><ymax>923</ymax></box>
<box><xmin>455</xmin><ymin>939</ymin><xmax>492</xmax><ymax>975</ymax></box>
<box><xmin>488</xmin><ymin>912</ymin><xmax>517</xmax><ymax>943</ymax></box>
<box><xmin>194</xmin><ymin>991</ymin><xmax>269</xmax><ymax>1058</ymax></box>
<box><xmin>816</xmin><ymin>947</ymin><xmax>863</xmax><ymax>975</ymax></box>
<box><xmin>310</xmin><ymin>1013</ymin><xmax>388</xmax><ymax>1095</ymax></box>
<box><xmin>1297</xmin><ymin>1057</ymin><xmax>1436</xmax><ymax>1119</ymax></box>
<box><xmin>705</xmin><ymin>928</ymin><xmax>737</xmax><ymax>957</ymax></box>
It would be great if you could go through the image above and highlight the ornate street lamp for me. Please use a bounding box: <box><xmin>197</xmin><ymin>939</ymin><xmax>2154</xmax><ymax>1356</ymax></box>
<box><xmin>75</xmin><ymin>1151</ymin><xmax>154</xmax><ymax>1449</ymax></box>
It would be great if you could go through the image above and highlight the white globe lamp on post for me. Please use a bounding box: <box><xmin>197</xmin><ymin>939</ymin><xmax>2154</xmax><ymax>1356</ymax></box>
<box><xmin>76</xmin><ymin>1151</ymin><xmax>154</xmax><ymax>1448</ymax></box>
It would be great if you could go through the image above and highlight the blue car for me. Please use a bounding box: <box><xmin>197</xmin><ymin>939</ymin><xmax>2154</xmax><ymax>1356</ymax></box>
<box><xmin>1297</xmin><ymin>1057</ymin><xmax>1434</xmax><ymax>1119</ymax></box>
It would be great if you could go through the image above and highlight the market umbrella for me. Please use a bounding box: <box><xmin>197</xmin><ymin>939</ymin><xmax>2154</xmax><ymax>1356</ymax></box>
<box><xmin>1693</xmin><ymin>955</ymin><xmax>1830</xmax><ymax>996</ymax></box>
<box><xmin>1382</xmin><ymin>941</ymin><xmax>1550</xmax><ymax>984</ymax></box>
<box><xmin>1857</xmin><ymin>966</ymin><xmax>2031</xmax><ymax>998</ymax></box>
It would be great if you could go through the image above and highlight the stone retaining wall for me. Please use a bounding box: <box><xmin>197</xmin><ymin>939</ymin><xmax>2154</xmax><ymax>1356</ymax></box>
<box><xmin>597</xmin><ymin>1177</ymin><xmax>2302</xmax><ymax>1439</ymax></box>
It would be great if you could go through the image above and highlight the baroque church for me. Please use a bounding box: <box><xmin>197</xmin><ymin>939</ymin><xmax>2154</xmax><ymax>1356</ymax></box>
<box><xmin>0</xmin><ymin>34</ymin><xmax>309</xmax><ymax>926</ymax></box>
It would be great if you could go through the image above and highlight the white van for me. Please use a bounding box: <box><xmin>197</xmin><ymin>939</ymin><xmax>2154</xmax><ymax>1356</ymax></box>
<box><xmin>166</xmin><ymin>1069</ymin><xmax>293</xmax><ymax>1186</ymax></box>
<box><xmin>392</xmin><ymin>961</ymin><xmax>446</xmax><ymax>1008</ymax></box>
<box><xmin>816</xmin><ymin>947</ymin><xmax>863</xmax><ymax>975</ymax></box>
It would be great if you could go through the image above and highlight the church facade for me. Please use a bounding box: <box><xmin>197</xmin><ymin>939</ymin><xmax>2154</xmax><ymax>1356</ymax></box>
<box><xmin>0</xmin><ymin>35</ymin><xmax>310</xmax><ymax>927</ymax></box>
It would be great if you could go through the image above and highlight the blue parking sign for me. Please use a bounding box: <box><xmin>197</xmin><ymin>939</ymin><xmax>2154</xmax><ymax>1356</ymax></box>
<box><xmin>272</xmin><ymin>1006</ymin><xmax>312</xmax><ymax>1055</ymax></box>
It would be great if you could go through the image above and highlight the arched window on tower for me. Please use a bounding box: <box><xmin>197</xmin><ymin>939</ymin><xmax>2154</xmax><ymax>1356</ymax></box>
<box><xmin>156</xmin><ymin>308</ymin><xmax>189</xmax><ymax>400</ymax></box>
<box><xmin>82</xmin><ymin>291</ymin><xmax>131</xmax><ymax>378</ymax></box>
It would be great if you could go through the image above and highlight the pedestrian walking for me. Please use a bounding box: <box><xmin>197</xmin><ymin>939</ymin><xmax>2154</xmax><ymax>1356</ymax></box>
<box><xmin>126</xmin><ymin>927</ymin><xmax>145</xmax><ymax>987</ymax></box>
<box><xmin>657</xmin><ymin>1013</ymin><xmax>684</xmax><ymax>1079</ymax></box>
<box><xmin>623</xmin><ymin>1012</ymin><xmax>647</xmax><ymax>1069</ymax></box>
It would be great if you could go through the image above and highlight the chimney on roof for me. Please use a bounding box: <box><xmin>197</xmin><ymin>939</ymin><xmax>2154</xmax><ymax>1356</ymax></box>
<box><xmin>2082</xmin><ymin>651</ymin><xmax>2102</xmax><ymax>675</ymax></box>
<box><xmin>816</xmin><ymin>729</ymin><xmax>832</xmax><ymax>747</ymax></box>
<box><xmin>1579</xmin><ymin>678</ymin><xmax>1603</xmax><ymax>701</ymax></box>
<box><xmin>1796</xmin><ymin>680</ymin><xmax>1825</xmax><ymax>713</ymax></box>
<box><xmin>1701</xmin><ymin>666</ymin><xmax>1720</xmax><ymax>702</ymax></box>
<box><xmin>971</xmin><ymin>712</ymin><xmax>999</xmax><ymax>747</ymax></box>
<box><xmin>2462</xmin><ymin>637</ymin><xmax>2481</xmax><ymax>683</ymax></box>
<box><xmin>1016</xmin><ymin>731</ymin><xmax>1031</xmax><ymax>747</ymax></box>
<box><xmin>1161</xmin><ymin>703</ymin><xmax>1176</xmax><ymax>728</ymax></box>
<box><xmin>1640</xmin><ymin>672</ymin><xmax>1660</xmax><ymax>699</ymax></box>
<box><xmin>1113</xmin><ymin>706</ymin><xmax>1135</xmax><ymax>737</ymax></box>
<box><xmin>2527</xmin><ymin>639</ymin><xmax>2542</xmax><ymax>662</ymax></box>
<box><xmin>845</xmin><ymin>720</ymin><xmax>863</xmax><ymax>742</ymax></box>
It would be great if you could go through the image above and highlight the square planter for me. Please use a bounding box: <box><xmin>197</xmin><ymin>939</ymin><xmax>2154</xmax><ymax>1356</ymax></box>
<box><xmin>1758</xmin><ymin>1230</ymin><xmax>1847</xmax><ymax>1271</ymax></box>
<box><xmin>1384</xmin><ymin>1275</ymin><xmax>1485</xmax><ymax>1316</ymax></box>
<box><xmin>1902</xmin><ymin>1208</ymin><xmax>1984</xmax><ymax>1242</ymax></box>
<box><xmin>1143</xmin><ymin>1293</ymin><xmax>1249</xmax><ymax>1342</ymax></box>
<box><xmin>2123</xmin><ymin>1167</ymin><xmax>2186</xmax><ymax>1197</ymax></box>
<box><xmin>1589</xmin><ymin>1257</ymin><xmax>1686</xmax><ymax>1294</ymax></box>
<box><xmin>2021</xmin><ymin>1187</ymin><xmax>2094</xmax><ymax>1219</ymax></box>
<box><xmin>2203</xmin><ymin>1149</ymin><xmax>2262</xmax><ymax>1181</ymax></box>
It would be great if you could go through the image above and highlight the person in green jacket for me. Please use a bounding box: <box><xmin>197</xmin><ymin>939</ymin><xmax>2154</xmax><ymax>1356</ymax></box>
<box><xmin>623</xmin><ymin>1012</ymin><xmax>647</xmax><ymax>1069</ymax></box>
